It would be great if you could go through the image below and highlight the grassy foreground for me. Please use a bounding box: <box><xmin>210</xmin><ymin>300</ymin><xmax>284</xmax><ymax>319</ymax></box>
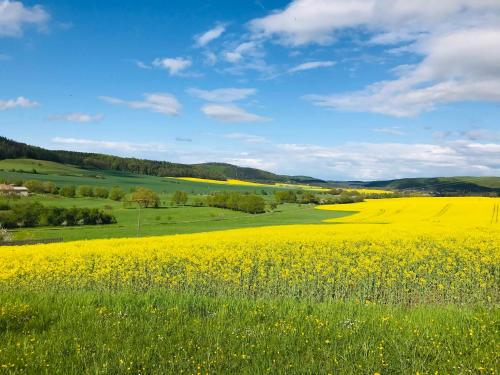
<box><xmin>1</xmin><ymin>291</ymin><xmax>497</xmax><ymax>374</ymax></box>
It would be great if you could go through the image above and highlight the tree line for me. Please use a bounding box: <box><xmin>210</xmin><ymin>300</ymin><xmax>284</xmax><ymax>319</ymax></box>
<box><xmin>0</xmin><ymin>201</ymin><xmax>116</xmax><ymax>229</ymax></box>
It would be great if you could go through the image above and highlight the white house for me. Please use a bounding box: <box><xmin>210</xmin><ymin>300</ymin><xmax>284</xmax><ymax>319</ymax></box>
<box><xmin>0</xmin><ymin>184</ymin><xmax>29</xmax><ymax>196</ymax></box>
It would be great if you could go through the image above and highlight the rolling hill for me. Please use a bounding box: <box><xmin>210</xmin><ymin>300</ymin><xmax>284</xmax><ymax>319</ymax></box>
<box><xmin>0</xmin><ymin>136</ymin><xmax>324</xmax><ymax>184</ymax></box>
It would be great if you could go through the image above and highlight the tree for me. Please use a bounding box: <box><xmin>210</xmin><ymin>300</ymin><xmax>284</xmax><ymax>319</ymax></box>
<box><xmin>23</xmin><ymin>180</ymin><xmax>45</xmax><ymax>193</ymax></box>
<box><xmin>131</xmin><ymin>187</ymin><xmax>160</xmax><ymax>208</ymax></box>
<box><xmin>95</xmin><ymin>187</ymin><xmax>109</xmax><ymax>199</ymax></box>
<box><xmin>42</xmin><ymin>181</ymin><xmax>57</xmax><ymax>194</ymax></box>
<box><xmin>274</xmin><ymin>190</ymin><xmax>297</xmax><ymax>204</ymax></box>
<box><xmin>78</xmin><ymin>185</ymin><xmax>94</xmax><ymax>197</ymax></box>
<box><xmin>60</xmin><ymin>185</ymin><xmax>76</xmax><ymax>198</ymax></box>
<box><xmin>171</xmin><ymin>190</ymin><xmax>188</xmax><ymax>206</ymax></box>
<box><xmin>109</xmin><ymin>186</ymin><xmax>126</xmax><ymax>201</ymax></box>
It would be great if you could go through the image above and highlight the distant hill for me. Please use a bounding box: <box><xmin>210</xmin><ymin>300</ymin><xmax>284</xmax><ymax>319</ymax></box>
<box><xmin>362</xmin><ymin>177</ymin><xmax>500</xmax><ymax>195</ymax></box>
<box><xmin>0</xmin><ymin>136</ymin><xmax>324</xmax><ymax>184</ymax></box>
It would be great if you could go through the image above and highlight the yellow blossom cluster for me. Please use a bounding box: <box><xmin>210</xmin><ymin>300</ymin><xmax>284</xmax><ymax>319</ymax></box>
<box><xmin>1</xmin><ymin>197</ymin><xmax>498</xmax><ymax>305</ymax></box>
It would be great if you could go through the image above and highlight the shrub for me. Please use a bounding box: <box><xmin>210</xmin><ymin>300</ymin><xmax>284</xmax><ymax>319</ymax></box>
<box><xmin>109</xmin><ymin>187</ymin><xmax>126</xmax><ymax>201</ymax></box>
<box><xmin>274</xmin><ymin>190</ymin><xmax>297</xmax><ymax>204</ymax></box>
<box><xmin>206</xmin><ymin>192</ymin><xmax>265</xmax><ymax>214</ymax></box>
<box><xmin>95</xmin><ymin>187</ymin><xmax>109</xmax><ymax>199</ymax></box>
<box><xmin>60</xmin><ymin>185</ymin><xmax>76</xmax><ymax>198</ymax></box>
<box><xmin>171</xmin><ymin>191</ymin><xmax>188</xmax><ymax>206</ymax></box>
<box><xmin>78</xmin><ymin>185</ymin><xmax>94</xmax><ymax>197</ymax></box>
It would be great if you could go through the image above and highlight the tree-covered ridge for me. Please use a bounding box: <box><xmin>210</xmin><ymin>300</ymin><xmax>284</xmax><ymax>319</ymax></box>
<box><xmin>0</xmin><ymin>136</ymin><xmax>322</xmax><ymax>183</ymax></box>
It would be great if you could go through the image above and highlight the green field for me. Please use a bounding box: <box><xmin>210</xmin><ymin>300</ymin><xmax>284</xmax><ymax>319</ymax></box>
<box><xmin>0</xmin><ymin>159</ymin><xmax>353</xmax><ymax>241</ymax></box>
<box><xmin>1</xmin><ymin>291</ymin><xmax>496</xmax><ymax>374</ymax></box>
<box><xmin>10</xmin><ymin>198</ymin><xmax>351</xmax><ymax>241</ymax></box>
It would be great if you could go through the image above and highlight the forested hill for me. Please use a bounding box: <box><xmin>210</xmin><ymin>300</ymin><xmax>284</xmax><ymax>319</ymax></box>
<box><xmin>363</xmin><ymin>177</ymin><xmax>500</xmax><ymax>195</ymax></box>
<box><xmin>0</xmin><ymin>136</ymin><xmax>324</xmax><ymax>184</ymax></box>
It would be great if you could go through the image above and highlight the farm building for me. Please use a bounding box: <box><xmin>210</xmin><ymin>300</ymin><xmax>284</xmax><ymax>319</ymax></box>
<box><xmin>0</xmin><ymin>184</ymin><xmax>29</xmax><ymax>196</ymax></box>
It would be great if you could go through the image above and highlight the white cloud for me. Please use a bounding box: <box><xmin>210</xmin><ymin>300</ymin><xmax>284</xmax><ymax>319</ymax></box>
<box><xmin>306</xmin><ymin>27</ymin><xmax>500</xmax><ymax>116</ymax></box>
<box><xmin>249</xmin><ymin>0</ymin><xmax>500</xmax><ymax>116</ymax></box>
<box><xmin>273</xmin><ymin>140</ymin><xmax>500</xmax><ymax>180</ymax></box>
<box><xmin>48</xmin><ymin>113</ymin><xmax>104</xmax><ymax>123</ymax></box>
<box><xmin>249</xmin><ymin>0</ymin><xmax>500</xmax><ymax>46</ymax></box>
<box><xmin>0</xmin><ymin>96</ymin><xmax>38</xmax><ymax>110</ymax></box>
<box><xmin>152</xmin><ymin>57</ymin><xmax>191</xmax><ymax>75</ymax></box>
<box><xmin>373</xmin><ymin>127</ymin><xmax>404</xmax><ymax>136</ymax></box>
<box><xmin>135</xmin><ymin>60</ymin><xmax>152</xmax><ymax>69</ymax></box>
<box><xmin>187</xmin><ymin>88</ymin><xmax>256</xmax><ymax>103</ymax></box>
<box><xmin>224</xmin><ymin>133</ymin><xmax>269</xmax><ymax>144</ymax></box>
<box><xmin>201</xmin><ymin>104</ymin><xmax>270</xmax><ymax>123</ymax></box>
<box><xmin>51</xmin><ymin>137</ymin><xmax>170</xmax><ymax>153</ymax></box>
<box><xmin>223</xmin><ymin>41</ymin><xmax>259</xmax><ymax>63</ymax></box>
<box><xmin>288</xmin><ymin>60</ymin><xmax>336</xmax><ymax>73</ymax></box>
<box><xmin>195</xmin><ymin>24</ymin><xmax>225</xmax><ymax>47</ymax></box>
<box><xmin>100</xmin><ymin>93</ymin><xmax>181</xmax><ymax>116</ymax></box>
<box><xmin>0</xmin><ymin>0</ymin><xmax>49</xmax><ymax>37</ymax></box>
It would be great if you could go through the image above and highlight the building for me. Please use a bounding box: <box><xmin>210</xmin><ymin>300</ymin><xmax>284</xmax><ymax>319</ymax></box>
<box><xmin>0</xmin><ymin>184</ymin><xmax>29</xmax><ymax>197</ymax></box>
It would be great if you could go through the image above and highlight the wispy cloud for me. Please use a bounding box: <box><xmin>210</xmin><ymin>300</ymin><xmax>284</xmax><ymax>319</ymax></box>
<box><xmin>48</xmin><ymin>112</ymin><xmax>104</xmax><ymax>123</ymax></box>
<box><xmin>0</xmin><ymin>96</ymin><xmax>38</xmax><ymax>110</ymax></box>
<box><xmin>0</xmin><ymin>0</ymin><xmax>50</xmax><ymax>37</ymax></box>
<box><xmin>195</xmin><ymin>24</ymin><xmax>225</xmax><ymax>47</ymax></box>
<box><xmin>51</xmin><ymin>137</ymin><xmax>170</xmax><ymax>153</ymax></box>
<box><xmin>152</xmin><ymin>57</ymin><xmax>192</xmax><ymax>76</ymax></box>
<box><xmin>201</xmin><ymin>104</ymin><xmax>270</xmax><ymax>123</ymax></box>
<box><xmin>175</xmin><ymin>137</ymin><xmax>192</xmax><ymax>142</ymax></box>
<box><xmin>372</xmin><ymin>127</ymin><xmax>405</xmax><ymax>136</ymax></box>
<box><xmin>187</xmin><ymin>88</ymin><xmax>256</xmax><ymax>103</ymax></box>
<box><xmin>99</xmin><ymin>93</ymin><xmax>181</xmax><ymax>116</ymax></box>
<box><xmin>288</xmin><ymin>60</ymin><xmax>335</xmax><ymax>73</ymax></box>
<box><xmin>224</xmin><ymin>132</ymin><xmax>269</xmax><ymax>144</ymax></box>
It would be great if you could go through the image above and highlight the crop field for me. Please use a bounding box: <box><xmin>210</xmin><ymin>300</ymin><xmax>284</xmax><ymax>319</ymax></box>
<box><xmin>175</xmin><ymin>176</ymin><xmax>392</xmax><ymax>194</ymax></box>
<box><xmin>318</xmin><ymin>196</ymin><xmax>500</xmax><ymax>226</ymax></box>
<box><xmin>0</xmin><ymin>197</ymin><xmax>498</xmax><ymax>373</ymax></box>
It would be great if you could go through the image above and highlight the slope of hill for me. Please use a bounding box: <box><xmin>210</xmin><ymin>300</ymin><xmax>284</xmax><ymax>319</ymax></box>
<box><xmin>363</xmin><ymin>177</ymin><xmax>500</xmax><ymax>194</ymax></box>
<box><xmin>0</xmin><ymin>136</ymin><xmax>321</xmax><ymax>184</ymax></box>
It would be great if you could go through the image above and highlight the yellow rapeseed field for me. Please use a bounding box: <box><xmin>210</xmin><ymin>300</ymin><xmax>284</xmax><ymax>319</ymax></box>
<box><xmin>174</xmin><ymin>177</ymin><xmax>391</xmax><ymax>194</ymax></box>
<box><xmin>1</xmin><ymin>197</ymin><xmax>498</xmax><ymax>305</ymax></box>
<box><xmin>175</xmin><ymin>177</ymin><xmax>267</xmax><ymax>186</ymax></box>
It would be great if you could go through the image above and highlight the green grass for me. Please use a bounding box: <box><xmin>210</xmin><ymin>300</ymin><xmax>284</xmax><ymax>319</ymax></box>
<box><xmin>0</xmin><ymin>159</ymin><xmax>92</xmax><ymax>177</ymax></box>
<box><xmin>10</xmin><ymin>196</ymin><xmax>353</xmax><ymax>241</ymax></box>
<box><xmin>0</xmin><ymin>291</ymin><xmax>497</xmax><ymax>374</ymax></box>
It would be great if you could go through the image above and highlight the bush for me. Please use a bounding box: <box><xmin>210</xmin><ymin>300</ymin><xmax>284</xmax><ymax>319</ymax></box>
<box><xmin>109</xmin><ymin>186</ymin><xmax>126</xmax><ymax>201</ymax></box>
<box><xmin>23</xmin><ymin>180</ymin><xmax>45</xmax><ymax>193</ymax></box>
<box><xmin>42</xmin><ymin>181</ymin><xmax>58</xmax><ymax>194</ymax></box>
<box><xmin>78</xmin><ymin>185</ymin><xmax>94</xmax><ymax>197</ymax></box>
<box><xmin>206</xmin><ymin>192</ymin><xmax>265</xmax><ymax>214</ymax></box>
<box><xmin>60</xmin><ymin>185</ymin><xmax>76</xmax><ymax>198</ymax></box>
<box><xmin>274</xmin><ymin>190</ymin><xmax>297</xmax><ymax>204</ymax></box>
<box><xmin>0</xmin><ymin>201</ymin><xmax>116</xmax><ymax>229</ymax></box>
<box><xmin>95</xmin><ymin>187</ymin><xmax>109</xmax><ymax>199</ymax></box>
<box><xmin>171</xmin><ymin>191</ymin><xmax>188</xmax><ymax>206</ymax></box>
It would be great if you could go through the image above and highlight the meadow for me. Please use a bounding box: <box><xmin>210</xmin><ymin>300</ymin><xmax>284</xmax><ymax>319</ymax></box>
<box><xmin>0</xmin><ymin>197</ymin><xmax>498</xmax><ymax>373</ymax></box>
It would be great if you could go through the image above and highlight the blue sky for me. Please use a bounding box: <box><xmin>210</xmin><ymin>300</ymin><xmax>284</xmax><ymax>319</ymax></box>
<box><xmin>1</xmin><ymin>0</ymin><xmax>500</xmax><ymax>180</ymax></box>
